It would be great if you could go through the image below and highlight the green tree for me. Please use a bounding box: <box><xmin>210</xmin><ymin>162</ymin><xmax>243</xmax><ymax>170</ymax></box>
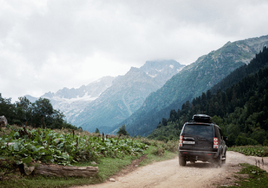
<box><xmin>235</xmin><ymin>135</ymin><xmax>258</xmax><ymax>146</ymax></box>
<box><xmin>162</xmin><ymin>118</ymin><xmax>167</xmax><ymax>126</ymax></box>
<box><xmin>95</xmin><ymin>128</ymin><xmax>100</xmax><ymax>134</ymax></box>
<box><xmin>15</xmin><ymin>97</ymin><xmax>31</xmax><ymax>124</ymax></box>
<box><xmin>0</xmin><ymin>94</ymin><xmax>17</xmax><ymax>125</ymax></box>
<box><xmin>117</xmin><ymin>125</ymin><xmax>129</xmax><ymax>136</ymax></box>
<box><xmin>212</xmin><ymin>115</ymin><xmax>223</xmax><ymax>126</ymax></box>
<box><xmin>250</xmin><ymin>128</ymin><xmax>266</xmax><ymax>144</ymax></box>
<box><xmin>31</xmin><ymin>98</ymin><xmax>54</xmax><ymax>127</ymax></box>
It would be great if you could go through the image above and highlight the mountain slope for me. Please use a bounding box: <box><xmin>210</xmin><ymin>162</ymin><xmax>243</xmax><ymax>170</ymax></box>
<box><xmin>26</xmin><ymin>76</ymin><xmax>115</xmax><ymax>123</ymax></box>
<box><xmin>148</xmin><ymin>46</ymin><xmax>268</xmax><ymax>141</ymax></box>
<box><xmin>75</xmin><ymin>60</ymin><xmax>184</xmax><ymax>132</ymax></box>
<box><xmin>140</xmin><ymin>59</ymin><xmax>184</xmax><ymax>86</ymax></box>
<box><xmin>119</xmin><ymin>35</ymin><xmax>268</xmax><ymax>136</ymax></box>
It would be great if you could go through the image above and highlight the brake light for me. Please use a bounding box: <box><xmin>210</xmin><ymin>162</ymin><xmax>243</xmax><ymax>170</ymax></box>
<box><xmin>213</xmin><ymin>137</ymin><xmax>218</xmax><ymax>148</ymax></box>
<box><xmin>179</xmin><ymin>135</ymin><xmax>183</xmax><ymax>147</ymax></box>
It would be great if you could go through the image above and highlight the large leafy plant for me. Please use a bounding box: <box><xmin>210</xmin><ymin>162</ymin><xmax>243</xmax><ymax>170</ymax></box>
<box><xmin>0</xmin><ymin>127</ymin><xmax>148</xmax><ymax>166</ymax></box>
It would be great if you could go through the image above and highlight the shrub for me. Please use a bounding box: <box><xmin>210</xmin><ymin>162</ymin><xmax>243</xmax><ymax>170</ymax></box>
<box><xmin>263</xmin><ymin>139</ymin><xmax>268</xmax><ymax>146</ymax></box>
<box><xmin>151</xmin><ymin>147</ymin><xmax>165</xmax><ymax>156</ymax></box>
<box><xmin>235</xmin><ymin>135</ymin><xmax>258</xmax><ymax>146</ymax></box>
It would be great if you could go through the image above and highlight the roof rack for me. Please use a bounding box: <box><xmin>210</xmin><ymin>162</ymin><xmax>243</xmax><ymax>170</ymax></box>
<box><xmin>192</xmin><ymin>114</ymin><xmax>212</xmax><ymax>123</ymax></box>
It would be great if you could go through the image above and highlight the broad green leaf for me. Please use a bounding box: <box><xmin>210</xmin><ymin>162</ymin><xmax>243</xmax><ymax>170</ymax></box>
<box><xmin>21</xmin><ymin>156</ymin><xmax>32</xmax><ymax>164</ymax></box>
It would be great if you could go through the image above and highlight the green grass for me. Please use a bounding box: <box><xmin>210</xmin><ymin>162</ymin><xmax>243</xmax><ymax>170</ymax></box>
<box><xmin>228</xmin><ymin>146</ymin><xmax>268</xmax><ymax>157</ymax></box>
<box><xmin>139</xmin><ymin>145</ymin><xmax>177</xmax><ymax>166</ymax></box>
<box><xmin>226</xmin><ymin>163</ymin><xmax>268</xmax><ymax>188</ymax></box>
<box><xmin>0</xmin><ymin>144</ymin><xmax>177</xmax><ymax>188</ymax></box>
<box><xmin>98</xmin><ymin>154</ymin><xmax>140</xmax><ymax>180</ymax></box>
<box><xmin>0</xmin><ymin>175</ymin><xmax>101</xmax><ymax>188</ymax></box>
<box><xmin>0</xmin><ymin>127</ymin><xmax>178</xmax><ymax>188</ymax></box>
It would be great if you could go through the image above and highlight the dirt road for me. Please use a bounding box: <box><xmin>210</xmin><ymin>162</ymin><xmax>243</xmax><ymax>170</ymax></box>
<box><xmin>73</xmin><ymin>151</ymin><xmax>268</xmax><ymax>188</ymax></box>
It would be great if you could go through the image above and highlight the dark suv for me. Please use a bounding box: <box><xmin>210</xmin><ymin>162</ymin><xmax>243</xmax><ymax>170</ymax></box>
<box><xmin>178</xmin><ymin>114</ymin><xmax>227</xmax><ymax>167</ymax></box>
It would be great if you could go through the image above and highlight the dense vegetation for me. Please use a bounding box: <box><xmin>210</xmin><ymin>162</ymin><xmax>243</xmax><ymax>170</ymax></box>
<box><xmin>0</xmin><ymin>125</ymin><xmax>148</xmax><ymax>166</ymax></box>
<box><xmin>228</xmin><ymin>146</ymin><xmax>268</xmax><ymax>157</ymax></box>
<box><xmin>0</xmin><ymin>96</ymin><xmax>76</xmax><ymax>129</ymax></box>
<box><xmin>0</xmin><ymin>125</ymin><xmax>178</xmax><ymax>188</ymax></box>
<box><xmin>148</xmin><ymin>47</ymin><xmax>268</xmax><ymax>146</ymax></box>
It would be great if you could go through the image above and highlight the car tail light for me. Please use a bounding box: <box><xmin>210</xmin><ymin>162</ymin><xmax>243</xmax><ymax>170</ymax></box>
<box><xmin>213</xmin><ymin>137</ymin><xmax>219</xmax><ymax>148</ymax></box>
<box><xmin>179</xmin><ymin>135</ymin><xmax>183</xmax><ymax>147</ymax></box>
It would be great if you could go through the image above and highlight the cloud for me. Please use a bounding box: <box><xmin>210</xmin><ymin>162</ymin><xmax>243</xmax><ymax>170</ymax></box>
<box><xmin>1</xmin><ymin>0</ymin><xmax>268</xmax><ymax>101</ymax></box>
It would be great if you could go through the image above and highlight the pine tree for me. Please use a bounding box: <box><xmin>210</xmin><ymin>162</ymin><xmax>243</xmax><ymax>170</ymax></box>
<box><xmin>117</xmin><ymin>125</ymin><xmax>129</xmax><ymax>135</ymax></box>
<box><xmin>95</xmin><ymin>128</ymin><xmax>100</xmax><ymax>134</ymax></box>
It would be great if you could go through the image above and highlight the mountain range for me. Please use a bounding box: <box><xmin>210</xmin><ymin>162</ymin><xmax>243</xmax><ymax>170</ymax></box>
<box><xmin>117</xmin><ymin>35</ymin><xmax>268</xmax><ymax>136</ymax></box>
<box><xmin>26</xmin><ymin>60</ymin><xmax>184</xmax><ymax>132</ymax></box>
<box><xmin>26</xmin><ymin>34</ymin><xmax>268</xmax><ymax>136</ymax></box>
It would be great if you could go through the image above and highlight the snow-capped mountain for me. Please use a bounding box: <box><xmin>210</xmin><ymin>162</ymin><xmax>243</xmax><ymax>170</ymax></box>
<box><xmin>140</xmin><ymin>59</ymin><xmax>184</xmax><ymax>86</ymax></box>
<box><xmin>26</xmin><ymin>60</ymin><xmax>184</xmax><ymax>132</ymax></box>
<box><xmin>35</xmin><ymin>76</ymin><xmax>115</xmax><ymax>123</ymax></box>
<box><xmin>73</xmin><ymin>60</ymin><xmax>184</xmax><ymax>132</ymax></box>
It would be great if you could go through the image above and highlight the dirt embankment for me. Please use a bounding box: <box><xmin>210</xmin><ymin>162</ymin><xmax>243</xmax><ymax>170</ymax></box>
<box><xmin>72</xmin><ymin>151</ymin><xmax>268</xmax><ymax>188</ymax></box>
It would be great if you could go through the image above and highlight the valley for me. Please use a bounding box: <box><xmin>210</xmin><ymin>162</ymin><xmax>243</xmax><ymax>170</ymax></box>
<box><xmin>25</xmin><ymin>35</ymin><xmax>268</xmax><ymax>137</ymax></box>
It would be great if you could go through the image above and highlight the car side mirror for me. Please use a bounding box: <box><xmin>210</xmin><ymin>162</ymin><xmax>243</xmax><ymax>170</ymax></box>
<box><xmin>223</xmin><ymin>136</ymin><xmax>228</xmax><ymax>141</ymax></box>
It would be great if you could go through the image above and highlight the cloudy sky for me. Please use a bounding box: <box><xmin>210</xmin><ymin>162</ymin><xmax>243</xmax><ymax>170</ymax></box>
<box><xmin>1</xmin><ymin>0</ymin><xmax>268</xmax><ymax>102</ymax></box>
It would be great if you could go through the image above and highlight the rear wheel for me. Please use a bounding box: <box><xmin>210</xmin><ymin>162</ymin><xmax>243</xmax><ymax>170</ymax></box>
<box><xmin>218</xmin><ymin>157</ymin><xmax>222</xmax><ymax>167</ymax></box>
<box><xmin>179</xmin><ymin>155</ymin><xmax>186</xmax><ymax>166</ymax></box>
<box><xmin>222</xmin><ymin>152</ymin><xmax>227</xmax><ymax>164</ymax></box>
<box><xmin>215</xmin><ymin>156</ymin><xmax>222</xmax><ymax>168</ymax></box>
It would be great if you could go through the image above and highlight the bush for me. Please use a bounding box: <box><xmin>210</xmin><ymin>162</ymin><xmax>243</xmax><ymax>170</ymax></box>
<box><xmin>235</xmin><ymin>135</ymin><xmax>258</xmax><ymax>146</ymax></box>
<box><xmin>156</xmin><ymin>135</ymin><xmax>168</xmax><ymax>143</ymax></box>
<box><xmin>151</xmin><ymin>147</ymin><xmax>165</xmax><ymax>156</ymax></box>
<box><xmin>162</xmin><ymin>141</ymin><xmax>178</xmax><ymax>152</ymax></box>
<box><xmin>263</xmin><ymin>139</ymin><xmax>268</xmax><ymax>146</ymax></box>
<box><xmin>250</xmin><ymin>129</ymin><xmax>266</xmax><ymax>144</ymax></box>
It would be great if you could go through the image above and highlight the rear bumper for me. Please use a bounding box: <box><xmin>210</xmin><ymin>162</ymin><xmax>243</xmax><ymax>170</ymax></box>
<box><xmin>179</xmin><ymin>149</ymin><xmax>218</xmax><ymax>161</ymax></box>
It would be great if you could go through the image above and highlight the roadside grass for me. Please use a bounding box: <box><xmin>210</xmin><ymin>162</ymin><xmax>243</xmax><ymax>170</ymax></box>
<box><xmin>227</xmin><ymin>163</ymin><xmax>268</xmax><ymax>188</ymax></box>
<box><xmin>0</xmin><ymin>139</ymin><xmax>178</xmax><ymax>188</ymax></box>
<box><xmin>88</xmin><ymin>154</ymin><xmax>141</xmax><ymax>181</ymax></box>
<box><xmin>139</xmin><ymin>145</ymin><xmax>177</xmax><ymax>166</ymax></box>
<box><xmin>228</xmin><ymin>145</ymin><xmax>268</xmax><ymax>157</ymax></box>
<box><xmin>0</xmin><ymin>174</ymin><xmax>101</xmax><ymax>188</ymax></box>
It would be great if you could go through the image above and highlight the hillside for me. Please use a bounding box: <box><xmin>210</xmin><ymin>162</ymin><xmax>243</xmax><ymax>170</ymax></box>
<box><xmin>26</xmin><ymin>76</ymin><xmax>115</xmax><ymax>123</ymax></box>
<box><xmin>74</xmin><ymin>60</ymin><xmax>184</xmax><ymax>132</ymax></box>
<box><xmin>148</xmin><ymin>46</ymin><xmax>268</xmax><ymax>146</ymax></box>
<box><xmin>118</xmin><ymin>35</ymin><xmax>268</xmax><ymax>136</ymax></box>
<box><xmin>24</xmin><ymin>60</ymin><xmax>184</xmax><ymax>132</ymax></box>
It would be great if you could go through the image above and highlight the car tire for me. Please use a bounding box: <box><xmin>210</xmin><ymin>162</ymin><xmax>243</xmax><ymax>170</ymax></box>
<box><xmin>222</xmin><ymin>152</ymin><xmax>227</xmax><ymax>164</ymax></box>
<box><xmin>179</xmin><ymin>155</ymin><xmax>186</xmax><ymax>166</ymax></box>
<box><xmin>217</xmin><ymin>156</ymin><xmax>222</xmax><ymax>168</ymax></box>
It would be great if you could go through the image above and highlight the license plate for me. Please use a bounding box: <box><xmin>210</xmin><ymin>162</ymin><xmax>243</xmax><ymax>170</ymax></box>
<box><xmin>183</xmin><ymin>141</ymin><xmax>195</xmax><ymax>144</ymax></box>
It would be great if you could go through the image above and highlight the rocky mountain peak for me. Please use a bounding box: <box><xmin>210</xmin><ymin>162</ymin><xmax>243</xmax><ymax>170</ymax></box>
<box><xmin>139</xmin><ymin>59</ymin><xmax>185</xmax><ymax>86</ymax></box>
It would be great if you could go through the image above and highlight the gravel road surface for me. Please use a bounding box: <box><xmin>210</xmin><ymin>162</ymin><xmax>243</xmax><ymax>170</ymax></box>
<box><xmin>72</xmin><ymin>151</ymin><xmax>268</xmax><ymax>188</ymax></box>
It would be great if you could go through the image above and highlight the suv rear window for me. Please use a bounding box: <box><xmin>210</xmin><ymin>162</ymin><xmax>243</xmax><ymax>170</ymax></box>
<box><xmin>183</xmin><ymin>124</ymin><xmax>213</xmax><ymax>138</ymax></box>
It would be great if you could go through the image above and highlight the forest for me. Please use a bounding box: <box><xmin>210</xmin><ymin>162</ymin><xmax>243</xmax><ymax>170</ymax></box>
<box><xmin>0</xmin><ymin>96</ymin><xmax>77</xmax><ymax>130</ymax></box>
<box><xmin>148</xmin><ymin>47</ymin><xmax>268</xmax><ymax>147</ymax></box>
